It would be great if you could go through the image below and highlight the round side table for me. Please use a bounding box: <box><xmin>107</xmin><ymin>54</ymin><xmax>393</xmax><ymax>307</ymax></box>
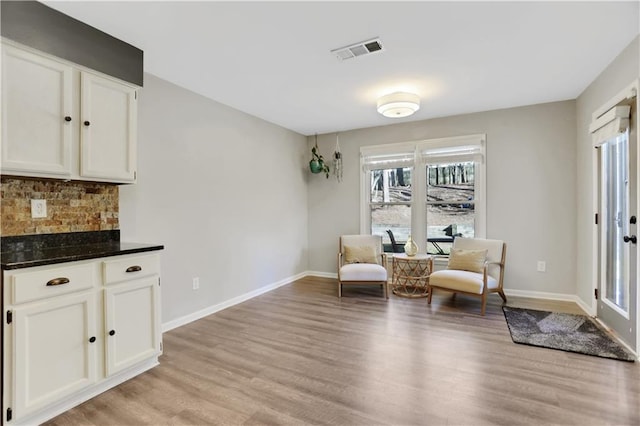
<box><xmin>391</xmin><ymin>253</ymin><xmax>433</xmax><ymax>298</ymax></box>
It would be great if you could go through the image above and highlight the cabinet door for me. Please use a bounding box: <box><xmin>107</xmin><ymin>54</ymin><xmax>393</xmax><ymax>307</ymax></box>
<box><xmin>80</xmin><ymin>72</ymin><xmax>137</xmax><ymax>183</ymax></box>
<box><xmin>104</xmin><ymin>277</ymin><xmax>160</xmax><ymax>376</ymax></box>
<box><xmin>1</xmin><ymin>45</ymin><xmax>73</xmax><ymax>177</ymax></box>
<box><xmin>11</xmin><ymin>291</ymin><xmax>97</xmax><ymax>420</ymax></box>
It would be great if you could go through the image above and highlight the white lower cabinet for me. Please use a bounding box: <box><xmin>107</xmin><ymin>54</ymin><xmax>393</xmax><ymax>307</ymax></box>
<box><xmin>104</xmin><ymin>277</ymin><xmax>160</xmax><ymax>376</ymax></box>
<box><xmin>2</xmin><ymin>252</ymin><xmax>162</xmax><ymax>425</ymax></box>
<box><xmin>13</xmin><ymin>291</ymin><xmax>98</xmax><ymax>419</ymax></box>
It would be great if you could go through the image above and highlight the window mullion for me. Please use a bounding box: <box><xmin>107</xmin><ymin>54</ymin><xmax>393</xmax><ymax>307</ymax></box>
<box><xmin>360</xmin><ymin>169</ymin><xmax>369</xmax><ymax>234</ymax></box>
<box><xmin>412</xmin><ymin>156</ymin><xmax>426</xmax><ymax>254</ymax></box>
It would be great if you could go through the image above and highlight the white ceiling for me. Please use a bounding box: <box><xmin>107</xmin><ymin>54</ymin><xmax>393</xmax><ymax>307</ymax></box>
<box><xmin>44</xmin><ymin>1</ymin><xmax>639</xmax><ymax>136</ymax></box>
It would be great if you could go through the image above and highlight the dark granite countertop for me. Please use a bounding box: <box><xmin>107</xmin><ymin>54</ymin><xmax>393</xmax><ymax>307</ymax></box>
<box><xmin>1</xmin><ymin>231</ymin><xmax>164</xmax><ymax>270</ymax></box>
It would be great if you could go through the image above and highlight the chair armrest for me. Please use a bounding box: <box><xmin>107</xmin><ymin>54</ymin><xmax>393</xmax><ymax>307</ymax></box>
<box><xmin>338</xmin><ymin>252</ymin><xmax>343</xmax><ymax>269</ymax></box>
<box><xmin>482</xmin><ymin>260</ymin><xmax>490</xmax><ymax>284</ymax></box>
<box><xmin>431</xmin><ymin>254</ymin><xmax>449</xmax><ymax>262</ymax></box>
<box><xmin>487</xmin><ymin>261</ymin><xmax>504</xmax><ymax>274</ymax></box>
<box><xmin>431</xmin><ymin>255</ymin><xmax>449</xmax><ymax>270</ymax></box>
<box><xmin>483</xmin><ymin>261</ymin><xmax>504</xmax><ymax>288</ymax></box>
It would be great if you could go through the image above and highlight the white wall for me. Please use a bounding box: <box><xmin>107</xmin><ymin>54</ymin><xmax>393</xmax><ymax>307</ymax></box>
<box><xmin>308</xmin><ymin>100</ymin><xmax>577</xmax><ymax>296</ymax></box>
<box><xmin>115</xmin><ymin>36</ymin><xmax>638</xmax><ymax>324</ymax></box>
<box><xmin>575</xmin><ymin>36</ymin><xmax>640</xmax><ymax>309</ymax></box>
<box><xmin>119</xmin><ymin>73</ymin><xmax>308</xmax><ymax>324</ymax></box>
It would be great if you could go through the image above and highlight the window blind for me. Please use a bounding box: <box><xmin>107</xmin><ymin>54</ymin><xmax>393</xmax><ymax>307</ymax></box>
<box><xmin>590</xmin><ymin>105</ymin><xmax>631</xmax><ymax>147</ymax></box>
<box><xmin>421</xmin><ymin>144</ymin><xmax>484</xmax><ymax>164</ymax></box>
<box><xmin>361</xmin><ymin>151</ymin><xmax>414</xmax><ymax>171</ymax></box>
<box><xmin>360</xmin><ymin>134</ymin><xmax>485</xmax><ymax>170</ymax></box>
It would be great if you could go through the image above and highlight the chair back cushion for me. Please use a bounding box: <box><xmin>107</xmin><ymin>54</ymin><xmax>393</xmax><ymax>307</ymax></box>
<box><xmin>452</xmin><ymin>238</ymin><xmax>505</xmax><ymax>278</ymax></box>
<box><xmin>340</xmin><ymin>235</ymin><xmax>382</xmax><ymax>265</ymax></box>
<box><xmin>344</xmin><ymin>245</ymin><xmax>378</xmax><ymax>264</ymax></box>
<box><xmin>448</xmin><ymin>249</ymin><xmax>487</xmax><ymax>273</ymax></box>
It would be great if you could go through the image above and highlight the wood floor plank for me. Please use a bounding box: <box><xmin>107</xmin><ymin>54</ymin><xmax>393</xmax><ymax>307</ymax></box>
<box><xmin>45</xmin><ymin>276</ymin><xmax>640</xmax><ymax>425</ymax></box>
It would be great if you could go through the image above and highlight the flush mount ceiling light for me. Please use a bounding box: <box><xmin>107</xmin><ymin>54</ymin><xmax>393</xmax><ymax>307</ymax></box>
<box><xmin>376</xmin><ymin>92</ymin><xmax>420</xmax><ymax>118</ymax></box>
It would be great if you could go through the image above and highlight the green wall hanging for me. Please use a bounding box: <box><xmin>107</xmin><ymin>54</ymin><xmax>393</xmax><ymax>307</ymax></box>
<box><xmin>309</xmin><ymin>134</ymin><xmax>330</xmax><ymax>178</ymax></box>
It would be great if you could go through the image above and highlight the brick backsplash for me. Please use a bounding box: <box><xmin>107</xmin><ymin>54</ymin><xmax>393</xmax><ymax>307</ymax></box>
<box><xmin>1</xmin><ymin>177</ymin><xmax>119</xmax><ymax>236</ymax></box>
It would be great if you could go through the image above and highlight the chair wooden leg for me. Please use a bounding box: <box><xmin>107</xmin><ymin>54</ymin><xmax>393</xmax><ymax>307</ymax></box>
<box><xmin>451</xmin><ymin>292</ymin><xmax>457</xmax><ymax>300</ymax></box>
<box><xmin>338</xmin><ymin>281</ymin><xmax>342</xmax><ymax>298</ymax></box>
<box><xmin>481</xmin><ymin>292</ymin><xmax>487</xmax><ymax>316</ymax></box>
<box><xmin>498</xmin><ymin>290</ymin><xmax>507</xmax><ymax>303</ymax></box>
<box><xmin>427</xmin><ymin>286</ymin><xmax>433</xmax><ymax>304</ymax></box>
<box><xmin>384</xmin><ymin>282</ymin><xmax>389</xmax><ymax>299</ymax></box>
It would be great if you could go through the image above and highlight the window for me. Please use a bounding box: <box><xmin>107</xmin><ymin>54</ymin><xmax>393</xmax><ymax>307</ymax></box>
<box><xmin>422</xmin><ymin>141</ymin><xmax>484</xmax><ymax>254</ymax></box>
<box><xmin>370</xmin><ymin>167</ymin><xmax>412</xmax><ymax>248</ymax></box>
<box><xmin>361</xmin><ymin>135</ymin><xmax>486</xmax><ymax>255</ymax></box>
<box><xmin>361</xmin><ymin>145</ymin><xmax>415</xmax><ymax>252</ymax></box>
<box><xmin>425</xmin><ymin>161</ymin><xmax>475</xmax><ymax>253</ymax></box>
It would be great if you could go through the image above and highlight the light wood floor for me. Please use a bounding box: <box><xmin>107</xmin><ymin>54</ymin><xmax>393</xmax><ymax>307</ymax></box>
<box><xmin>47</xmin><ymin>276</ymin><xmax>640</xmax><ymax>425</ymax></box>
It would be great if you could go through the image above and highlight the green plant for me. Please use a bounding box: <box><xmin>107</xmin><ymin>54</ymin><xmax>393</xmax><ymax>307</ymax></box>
<box><xmin>310</xmin><ymin>141</ymin><xmax>330</xmax><ymax>178</ymax></box>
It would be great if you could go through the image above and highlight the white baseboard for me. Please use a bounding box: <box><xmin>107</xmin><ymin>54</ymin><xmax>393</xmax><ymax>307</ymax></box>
<box><xmin>305</xmin><ymin>271</ymin><xmax>338</xmax><ymax>279</ymax></box>
<box><xmin>574</xmin><ymin>297</ymin><xmax>595</xmax><ymax>316</ymax></box>
<box><xmin>161</xmin><ymin>271</ymin><xmax>307</xmax><ymax>332</ymax></box>
<box><xmin>505</xmin><ymin>288</ymin><xmax>637</xmax><ymax>359</ymax></box>
<box><xmin>592</xmin><ymin>317</ymin><xmax>639</xmax><ymax>359</ymax></box>
<box><xmin>306</xmin><ymin>272</ymin><xmax>591</xmax><ymax>307</ymax></box>
<box><xmin>503</xmin><ymin>288</ymin><xmax>579</xmax><ymax>302</ymax></box>
<box><xmin>304</xmin><ymin>273</ymin><xmax>597</xmax><ymax>315</ymax></box>
<box><xmin>160</xmin><ymin>271</ymin><xmax>599</xmax><ymax>333</ymax></box>
<box><xmin>503</xmin><ymin>288</ymin><xmax>594</xmax><ymax>315</ymax></box>
<box><xmin>13</xmin><ymin>358</ymin><xmax>158</xmax><ymax>426</ymax></box>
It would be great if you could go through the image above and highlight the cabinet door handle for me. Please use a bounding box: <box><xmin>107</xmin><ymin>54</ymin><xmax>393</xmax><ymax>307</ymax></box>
<box><xmin>46</xmin><ymin>277</ymin><xmax>70</xmax><ymax>286</ymax></box>
<box><xmin>109</xmin><ymin>330</ymin><xmax>116</xmax><ymax>336</ymax></box>
<box><xmin>89</xmin><ymin>336</ymin><xmax>96</xmax><ymax>343</ymax></box>
<box><xmin>126</xmin><ymin>265</ymin><xmax>142</xmax><ymax>273</ymax></box>
<box><xmin>84</xmin><ymin>120</ymin><xmax>91</xmax><ymax>126</ymax></box>
<box><xmin>64</xmin><ymin>116</ymin><xmax>72</xmax><ymax>122</ymax></box>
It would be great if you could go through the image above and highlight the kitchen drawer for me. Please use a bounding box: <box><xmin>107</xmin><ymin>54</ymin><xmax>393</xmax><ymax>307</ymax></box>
<box><xmin>103</xmin><ymin>254</ymin><xmax>159</xmax><ymax>285</ymax></box>
<box><xmin>10</xmin><ymin>263</ymin><xmax>95</xmax><ymax>305</ymax></box>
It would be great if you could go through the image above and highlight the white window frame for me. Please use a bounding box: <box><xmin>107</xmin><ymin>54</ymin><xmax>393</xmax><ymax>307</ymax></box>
<box><xmin>590</xmin><ymin>81</ymin><xmax>639</xmax><ymax>319</ymax></box>
<box><xmin>360</xmin><ymin>134</ymin><xmax>486</xmax><ymax>255</ymax></box>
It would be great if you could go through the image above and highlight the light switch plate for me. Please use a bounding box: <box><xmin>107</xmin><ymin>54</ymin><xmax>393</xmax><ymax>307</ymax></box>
<box><xmin>31</xmin><ymin>199</ymin><xmax>47</xmax><ymax>218</ymax></box>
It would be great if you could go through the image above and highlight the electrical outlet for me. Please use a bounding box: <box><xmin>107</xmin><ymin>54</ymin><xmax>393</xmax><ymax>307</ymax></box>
<box><xmin>192</xmin><ymin>277</ymin><xmax>200</xmax><ymax>290</ymax></box>
<box><xmin>537</xmin><ymin>261</ymin><xmax>546</xmax><ymax>272</ymax></box>
<box><xmin>31</xmin><ymin>199</ymin><xmax>47</xmax><ymax>218</ymax></box>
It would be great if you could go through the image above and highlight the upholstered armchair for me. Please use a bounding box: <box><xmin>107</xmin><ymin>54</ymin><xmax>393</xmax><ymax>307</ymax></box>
<box><xmin>427</xmin><ymin>238</ymin><xmax>506</xmax><ymax>315</ymax></box>
<box><xmin>338</xmin><ymin>235</ymin><xmax>388</xmax><ymax>298</ymax></box>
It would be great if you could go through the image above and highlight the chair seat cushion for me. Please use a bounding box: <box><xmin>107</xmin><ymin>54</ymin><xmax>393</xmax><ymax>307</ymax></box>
<box><xmin>429</xmin><ymin>270</ymin><xmax>497</xmax><ymax>294</ymax></box>
<box><xmin>339</xmin><ymin>263</ymin><xmax>387</xmax><ymax>282</ymax></box>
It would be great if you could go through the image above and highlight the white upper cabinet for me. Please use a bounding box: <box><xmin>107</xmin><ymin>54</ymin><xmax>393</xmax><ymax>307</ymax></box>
<box><xmin>80</xmin><ymin>72</ymin><xmax>137</xmax><ymax>182</ymax></box>
<box><xmin>0</xmin><ymin>42</ymin><xmax>138</xmax><ymax>184</ymax></box>
<box><xmin>1</xmin><ymin>45</ymin><xmax>73</xmax><ymax>177</ymax></box>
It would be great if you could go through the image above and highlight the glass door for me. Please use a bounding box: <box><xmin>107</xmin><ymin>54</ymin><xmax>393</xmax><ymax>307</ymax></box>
<box><xmin>597</xmin><ymin>125</ymin><xmax>637</xmax><ymax>350</ymax></box>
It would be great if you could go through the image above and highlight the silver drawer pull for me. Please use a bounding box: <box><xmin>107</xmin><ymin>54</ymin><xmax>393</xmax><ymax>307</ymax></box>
<box><xmin>47</xmin><ymin>277</ymin><xmax>70</xmax><ymax>286</ymax></box>
<box><xmin>126</xmin><ymin>265</ymin><xmax>142</xmax><ymax>273</ymax></box>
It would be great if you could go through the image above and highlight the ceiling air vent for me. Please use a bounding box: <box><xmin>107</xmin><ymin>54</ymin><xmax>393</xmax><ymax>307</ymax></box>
<box><xmin>331</xmin><ymin>38</ymin><xmax>384</xmax><ymax>61</ymax></box>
